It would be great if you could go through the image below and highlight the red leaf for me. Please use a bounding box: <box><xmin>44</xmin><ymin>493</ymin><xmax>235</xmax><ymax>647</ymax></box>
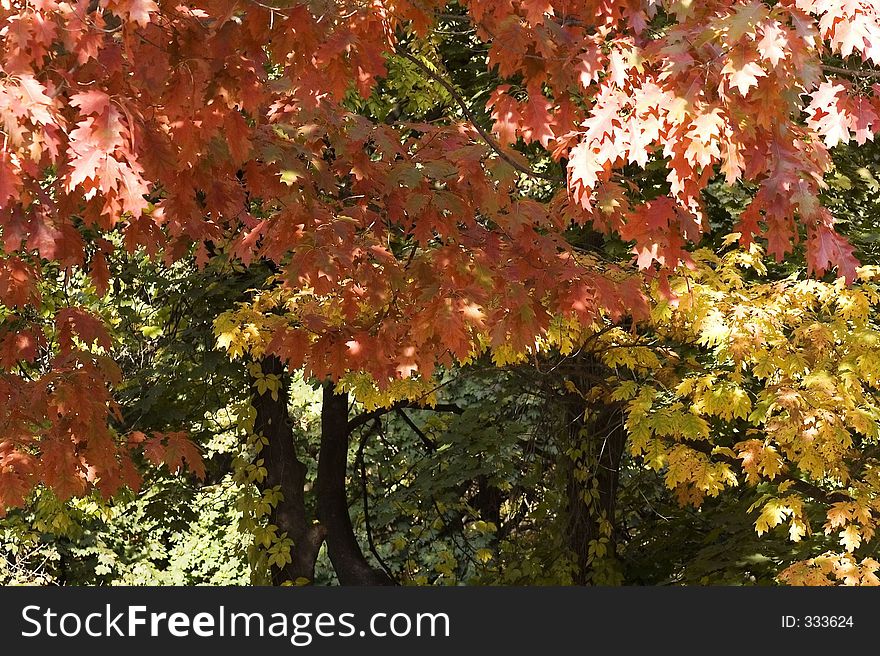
<box><xmin>0</xmin><ymin>257</ymin><xmax>40</xmax><ymax>308</ymax></box>
<box><xmin>805</xmin><ymin>81</ymin><xmax>851</xmax><ymax>148</ymax></box>
<box><xmin>0</xmin><ymin>151</ymin><xmax>19</xmax><ymax>209</ymax></box>
<box><xmin>224</xmin><ymin>111</ymin><xmax>252</xmax><ymax>166</ymax></box>
<box><xmin>40</xmin><ymin>438</ymin><xmax>87</xmax><ymax>501</ymax></box>
<box><xmin>164</xmin><ymin>432</ymin><xmax>205</xmax><ymax>480</ymax></box>
<box><xmin>520</xmin><ymin>0</ymin><xmax>554</xmax><ymax>26</ymax></box>
<box><xmin>0</xmin><ymin>443</ymin><xmax>34</xmax><ymax>511</ymax></box>
<box><xmin>267</xmin><ymin>326</ymin><xmax>310</xmax><ymax>369</ymax></box>
<box><xmin>25</xmin><ymin>211</ymin><xmax>62</xmax><ymax>260</ymax></box>
<box><xmin>0</xmin><ymin>328</ymin><xmax>42</xmax><ymax>369</ymax></box>
<box><xmin>70</xmin><ymin>90</ymin><xmax>112</xmax><ymax>117</ymax></box>
<box><xmin>807</xmin><ymin>219</ymin><xmax>859</xmax><ymax>284</ymax></box>
<box><xmin>55</xmin><ymin>307</ymin><xmax>112</xmax><ymax>352</ymax></box>
<box><xmin>103</xmin><ymin>0</ymin><xmax>158</xmax><ymax>27</ymax></box>
<box><xmin>143</xmin><ymin>431</ymin><xmax>205</xmax><ymax>479</ymax></box>
<box><xmin>851</xmin><ymin>96</ymin><xmax>879</xmax><ymax>145</ymax></box>
<box><xmin>90</xmin><ymin>249</ymin><xmax>111</xmax><ymax>296</ymax></box>
<box><xmin>487</xmin><ymin>86</ymin><xmax>521</xmax><ymax>145</ymax></box>
<box><xmin>520</xmin><ymin>90</ymin><xmax>555</xmax><ymax>147</ymax></box>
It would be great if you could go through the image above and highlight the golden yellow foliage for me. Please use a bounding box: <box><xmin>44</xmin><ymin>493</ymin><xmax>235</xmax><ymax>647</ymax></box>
<box><xmin>594</xmin><ymin>240</ymin><xmax>880</xmax><ymax>583</ymax></box>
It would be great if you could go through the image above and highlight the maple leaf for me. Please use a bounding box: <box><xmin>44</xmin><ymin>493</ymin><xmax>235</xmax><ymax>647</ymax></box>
<box><xmin>806</xmin><ymin>81</ymin><xmax>852</xmax><ymax>148</ymax></box>
<box><xmin>687</xmin><ymin>108</ymin><xmax>725</xmax><ymax>144</ymax></box>
<box><xmin>0</xmin><ymin>329</ymin><xmax>41</xmax><ymax>368</ymax></box>
<box><xmin>576</xmin><ymin>44</ymin><xmax>604</xmax><ymax>88</ymax></box>
<box><xmin>89</xmin><ymin>249</ymin><xmax>110</xmax><ymax>296</ymax></box>
<box><xmin>142</xmin><ymin>432</ymin><xmax>205</xmax><ymax>479</ymax></box>
<box><xmin>66</xmin><ymin>145</ymin><xmax>106</xmax><ymax>191</ymax></box>
<box><xmin>25</xmin><ymin>212</ymin><xmax>62</xmax><ymax>260</ymax></box>
<box><xmin>0</xmin><ymin>257</ymin><xmax>39</xmax><ymax>308</ymax></box>
<box><xmin>757</xmin><ymin>21</ymin><xmax>788</xmax><ymax>67</ymax></box>
<box><xmin>162</xmin><ymin>432</ymin><xmax>205</xmax><ymax>480</ymax></box>
<box><xmin>103</xmin><ymin>0</ymin><xmax>158</xmax><ymax>27</ymax></box>
<box><xmin>0</xmin><ymin>458</ymin><xmax>33</xmax><ymax>511</ymax></box>
<box><xmin>520</xmin><ymin>90</ymin><xmax>554</xmax><ymax>147</ymax></box>
<box><xmin>685</xmin><ymin>108</ymin><xmax>724</xmax><ymax>168</ymax></box>
<box><xmin>267</xmin><ymin>327</ymin><xmax>311</xmax><ymax>369</ymax></box>
<box><xmin>15</xmin><ymin>74</ymin><xmax>54</xmax><ymax>125</ymax></box>
<box><xmin>625</xmin><ymin>115</ymin><xmax>653</xmax><ymax>167</ymax></box>
<box><xmin>487</xmin><ymin>86</ymin><xmax>521</xmax><ymax>145</ymax></box>
<box><xmin>806</xmin><ymin>219</ymin><xmax>859</xmax><ymax>284</ymax></box>
<box><xmin>520</xmin><ymin>0</ymin><xmax>553</xmax><ymax>26</ymax></box>
<box><xmin>0</xmin><ymin>151</ymin><xmax>19</xmax><ymax>209</ymax></box>
<box><xmin>825</xmin><ymin>502</ymin><xmax>853</xmax><ymax>531</ymax></box>
<box><xmin>582</xmin><ymin>91</ymin><xmax>623</xmax><ymax>147</ymax></box>
<box><xmin>722</xmin><ymin>58</ymin><xmax>766</xmax><ymax>97</ymax></box>
<box><xmin>607</xmin><ymin>45</ymin><xmax>636</xmax><ymax>88</ymax></box>
<box><xmin>55</xmin><ymin>307</ymin><xmax>112</xmax><ymax>352</ymax></box>
<box><xmin>113</xmin><ymin>160</ymin><xmax>150</xmax><ymax>216</ymax></box>
<box><xmin>70</xmin><ymin>90</ymin><xmax>112</xmax><ymax>117</ymax></box>
<box><xmin>224</xmin><ymin>111</ymin><xmax>252</xmax><ymax>166</ymax></box>
<box><xmin>567</xmin><ymin>141</ymin><xmax>602</xmax><ymax>199</ymax></box>
<box><xmin>720</xmin><ymin>138</ymin><xmax>745</xmax><ymax>184</ymax></box>
<box><xmin>230</xmin><ymin>219</ymin><xmax>266</xmax><ymax>266</ymax></box>
<box><xmin>756</xmin><ymin>498</ymin><xmax>790</xmax><ymax>535</ymax></box>
<box><xmin>724</xmin><ymin>1</ymin><xmax>768</xmax><ymax>42</ymax></box>
<box><xmin>840</xmin><ymin>525</ymin><xmax>862</xmax><ymax>552</ymax></box>
<box><xmin>850</xmin><ymin>96</ymin><xmax>879</xmax><ymax>145</ymax></box>
<box><xmin>829</xmin><ymin>12</ymin><xmax>873</xmax><ymax>60</ymax></box>
<box><xmin>72</xmin><ymin>106</ymin><xmax>126</xmax><ymax>153</ymax></box>
<box><xmin>40</xmin><ymin>439</ymin><xmax>86</xmax><ymax>501</ymax></box>
<box><xmin>142</xmin><ymin>434</ymin><xmax>165</xmax><ymax>467</ymax></box>
<box><xmin>322</xmin><ymin>337</ymin><xmax>352</xmax><ymax>381</ymax></box>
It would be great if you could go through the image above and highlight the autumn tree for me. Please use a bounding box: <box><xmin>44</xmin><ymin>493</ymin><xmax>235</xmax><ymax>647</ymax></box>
<box><xmin>5</xmin><ymin>0</ymin><xmax>880</xmax><ymax>584</ymax></box>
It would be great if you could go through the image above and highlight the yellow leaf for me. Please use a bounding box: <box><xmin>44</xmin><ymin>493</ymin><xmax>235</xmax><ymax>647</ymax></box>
<box><xmin>841</xmin><ymin>525</ymin><xmax>862</xmax><ymax>552</ymax></box>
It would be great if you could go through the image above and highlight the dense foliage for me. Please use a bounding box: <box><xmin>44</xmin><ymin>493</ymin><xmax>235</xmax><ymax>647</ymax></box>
<box><xmin>3</xmin><ymin>0</ymin><xmax>880</xmax><ymax>586</ymax></box>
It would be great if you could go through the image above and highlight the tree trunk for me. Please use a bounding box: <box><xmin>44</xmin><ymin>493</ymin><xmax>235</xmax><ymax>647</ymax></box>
<box><xmin>563</xmin><ymin>396</ymin><xmax>626</xmax><ymax>585</ymax></box>
<box><xmin>472</xmin><ymin>474</ymin><xmax>503</xmax><ymax>529</ymax></box>
<box><xmin>251</xmin><ymin>356</ymin><xmax>324</xmax><ymax>585</ymax></box>
<box><xmin>316</xmin><ymin>382</ymin><xmax>393</xmax><ymax>585</ymax></box>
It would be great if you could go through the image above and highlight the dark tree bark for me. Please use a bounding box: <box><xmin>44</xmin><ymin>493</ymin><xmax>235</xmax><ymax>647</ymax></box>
<box><xmin>316</xmin><ymin>382</ymin><xmax>393</xmax><ymax>585</ymax></box>
<box><xmin>251</xmin><ymin>356</ymin><xmax>324</xmax><ymax>585</ymax></box>
<box><xmin>563</xmin><ymin>395</ymin><xmax>627</xmax><ymax>585</ymax></box>
<box><xmin>472</xmin><ymin>474</ymin><xmax>503</xmax><ymax>529</ymax></box>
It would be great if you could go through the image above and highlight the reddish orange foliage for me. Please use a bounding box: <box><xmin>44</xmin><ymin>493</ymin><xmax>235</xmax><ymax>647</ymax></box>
<box><xmin>0</xmin><ymin>0</ymin><xmax>874</xmax><ymax>507</ymax></box>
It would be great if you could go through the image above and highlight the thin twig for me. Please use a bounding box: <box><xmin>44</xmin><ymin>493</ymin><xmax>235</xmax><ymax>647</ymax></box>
<box><xmin>348</xmin><ymin>400</ymin><xmax>462</xmax><ymax>432</ymax></box>
<box><xmin>395</xmin><ymin>408</ymin><xmax>437</xmax><ymax>452</ymax></box>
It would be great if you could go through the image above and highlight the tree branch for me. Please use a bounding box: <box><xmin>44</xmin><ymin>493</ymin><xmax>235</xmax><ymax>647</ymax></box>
<box><xmin>821</xmin><ymin>64</ymin><xmax>880</xmax><ymax>79</ymax></box>
<box><xmin>348</xmin><ymin>400</ymin><xmax>463</xmax><ymax>433</ymax></box>
<box><xmin>395</xmin><ymin>408</ymin><xmax>437</xmax><ymax>452</ymax></box>
<box><xmin>356</xmin><ymin>419</ymin><xmax>398</xmax><ymax>583</ymax></box>
<box><xmin>398</xmin><ymin>51</ymin><xmax>563</xmax><ymax>183</ymax></box>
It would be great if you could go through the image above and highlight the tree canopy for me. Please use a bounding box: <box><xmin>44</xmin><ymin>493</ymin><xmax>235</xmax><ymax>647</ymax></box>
<box><xmin>2</xmin><ymin>0</ymin><xmax>880</xmax><ymax>586</ymax></box>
